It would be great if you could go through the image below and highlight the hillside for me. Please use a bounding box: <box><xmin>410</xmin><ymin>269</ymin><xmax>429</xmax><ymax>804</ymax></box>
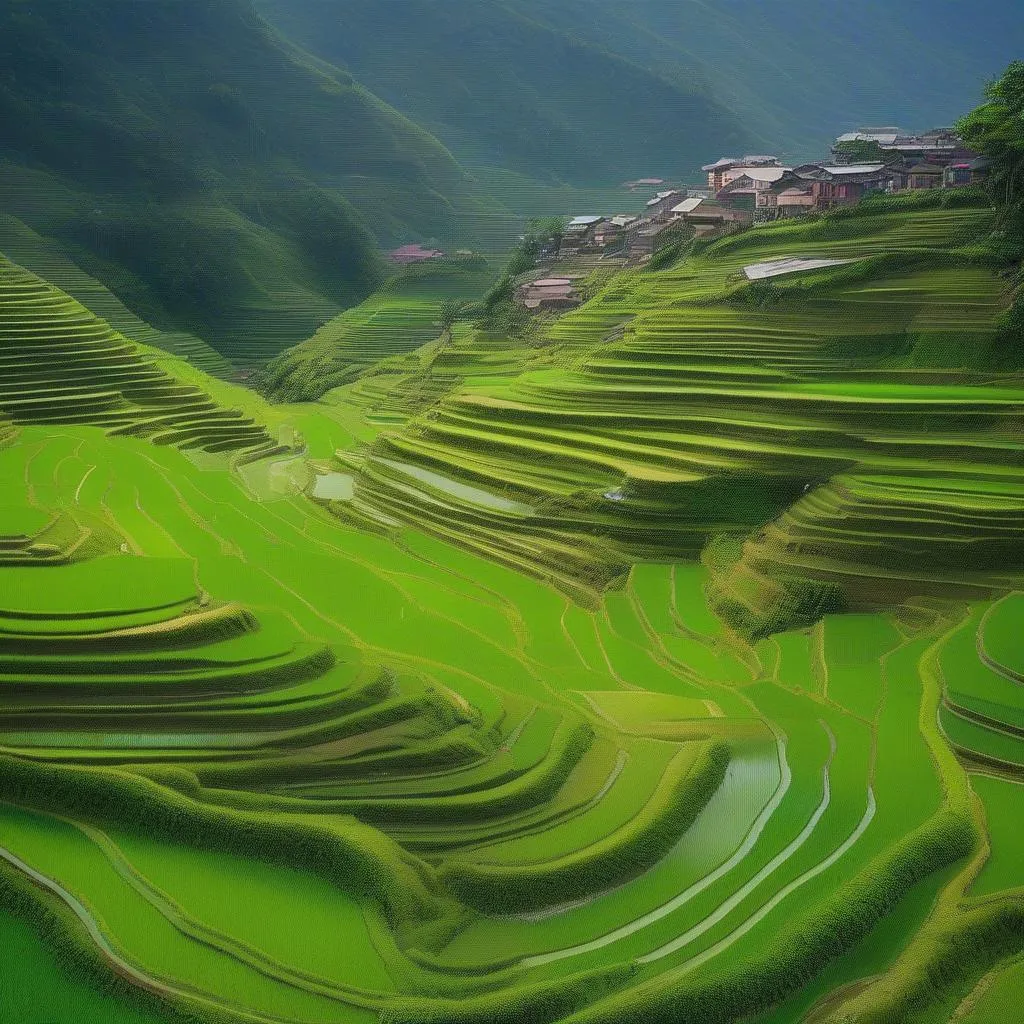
<box><xmin>310</xmin><ymin>192</ymin><xmax>1023</xmax><ymax>619</ymax></box>
<box><xmin>257</xmin><ymin>0</ymin><xmax>755</xmax><ymax>182</ymax></box>
<box><xmin>261</xmin><ymin>0</ymin><xmax>1022</xmax><ymax>174</ymax></box>
<box><xmin>0</xmin><ymin>0</ymin><xmax>471</xmax><ymax>364</ymax></box>
<box><xmin>1</xmin><ymin>207</ymin><xmax>1023</xmax><ymax>1024</ymax></box>
<box><xmin>253</xmin><ymin>256</ymin><xmax>499</xmax><ymax>400</ymax></box>
<box><xmin>521</xmin><ymin>0</ymin><xmax>1024</xmax><ymax>158</ymax></box>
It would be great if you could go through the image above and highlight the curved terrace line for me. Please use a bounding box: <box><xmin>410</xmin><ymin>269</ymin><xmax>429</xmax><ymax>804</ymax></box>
<box><xmin>515</xmin><ymin>725</ymin><xmax>793</xmax><ymax>963</ymax></box>
<box><xmin>0</xmin><ymin>842</ymin><xmax>298</xmax><ymax>1024</ymax></box>
<box><xmin>668</xmin><ymin>786</ymin><xmax>877</xmax><ymax>975</ymax></box>
<box><xmin>636</xmin><ymin>721</ymin><xmax>838</xmax><ymax>964</ymax></box>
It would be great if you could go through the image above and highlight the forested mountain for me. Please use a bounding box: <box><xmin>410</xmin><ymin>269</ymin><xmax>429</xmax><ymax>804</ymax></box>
<box><xmin>257</xmin><ymin>0</ymin><xmax>757</xmax><ymax>182</ymax></box>
<box><xmin>262</xmin><ymin>0</ymin><xmax>1023</xmax><ymax>176</ymax></box>
<box><xmin>0</xmin><ymin>0</ymin><xmax>469</xmax><ymax>360</ymax></box>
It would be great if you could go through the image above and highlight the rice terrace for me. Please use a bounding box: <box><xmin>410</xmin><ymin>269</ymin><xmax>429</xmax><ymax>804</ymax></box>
<box><xmin>1</xmin><ymin>4</ymin><xmax>1023</xmax><ymax>1023</ymax></box>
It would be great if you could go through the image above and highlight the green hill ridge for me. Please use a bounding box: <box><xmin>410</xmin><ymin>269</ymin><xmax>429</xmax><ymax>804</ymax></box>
<box><xmin>0</xmin><ymin>0</ymin><xmax>474</xmax><ymax>365</ymax></box>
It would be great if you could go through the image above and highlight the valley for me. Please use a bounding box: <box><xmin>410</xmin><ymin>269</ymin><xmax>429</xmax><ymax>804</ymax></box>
<box><xmin>0</xmin><ymin>11</ymin><xmax>1022</xmax><ymax>1024</ymax></box>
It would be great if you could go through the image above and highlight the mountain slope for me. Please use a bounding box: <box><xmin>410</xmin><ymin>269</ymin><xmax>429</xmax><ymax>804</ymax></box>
<box><xmin>319</xmin><ymin>192</ymin><xmax>1023</xmax><ymax>612</ymax></box>
<box><xmin>534</xmin><ymin>0</ymin><xmax>1024</xmax><ymax>158</ymax></box>
<box><xmin>261</xmin><ymin>0</ymin><xmax>1022</xmax><ymax>177</ymax></box>
<box><xmin>0</xmin><ymin>0</ymin><xmax>470</xmax><ymax>363</ymax></box>
<box><xmin>258</xmin><ymin>0</ymin><xmax>756</xmax><ymax>182</ymax></box>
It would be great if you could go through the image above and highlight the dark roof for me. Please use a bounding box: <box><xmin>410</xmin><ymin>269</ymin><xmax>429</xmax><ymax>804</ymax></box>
<box><xmin>908</xmin><ymin>163</ymin><xmax>944</xmax><ymax>174</ymax></box>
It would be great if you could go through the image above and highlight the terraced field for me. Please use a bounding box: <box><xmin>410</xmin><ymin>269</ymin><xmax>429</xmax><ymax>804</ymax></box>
<box><xmin>0</xmin><ymin>216</ymin><xmax>233</xmax><ymax>378</ymax></box>
<box><xmin>328</xmin><ymin>200</ymin><xmax>1022</xmax><ymax>617</ymax></box>
<box><xmin>1</xmin><ymin>197</ymin><xmax>1023</xmax><ymax>1024</ymax></box>
<box><xmin>255</xmin><ymin>259</ymin><xmax>498</xmax><ymax>402</ymax></box>
<box><xmin>0</xmin><ymin>255</ymin><xmax>274</xmax><ymax>456</ymax></box>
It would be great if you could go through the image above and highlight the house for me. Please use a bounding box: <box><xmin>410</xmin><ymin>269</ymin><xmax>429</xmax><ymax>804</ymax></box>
<box><xmin>832</xmin><ymin>127</ymin><xmax>902</xmax><ymax>162</ymax></box>
<box><xmin>671</xmin><ymin>197</ymin><xmax>752</xmax><ymax>233</ymax></box>
<box><xmin>906</xmin><ymin>163</ymin><xmax>944</xmax><ymax>190</ymax></box>
<box><xmin>593</xmin><ymin>215</ymin><xmax>641</xmax><ymax>250</ymax></box>
<box><xmin>969</xmin><ymin>157</ymin><xmax>992</xmax><ymax>185</ymax></box>
<box><xmin>833</xmin><ymin>127</ymin><xmax>975</xmax><ymax>168</ymax></box>
<box><xmin>941</xmin><ymin>158</ymin><xmax>991</xmax><ymax>188</ymax></box>
<box><xmin>774</xmin><ymin>187</ymin><xmax>816</xmax><ymax>217</ymax></box>
<box><xmin>943</xmin><ymin>163</ymin><xmax>973</xmax><ymax>188</ymax></box>
<box><xmin>888</xmin><ymin>129</ymin><xmax>974</xmax><ymax>166</ymax></box>
<box><xmin>757</xmin><ymin>177</ymin><xmax>817</xmax><ymax>220</ymax></box>
<box><xmin>388</xmin><ymin>244</ymin><xmax>445</xmax><ymax>264</ymax></box>
<box><xmin>716</xmin><ymin>167</ymin><xmax>792</xmax><ymax>212</ymax></box>
<box><xmin>790</xmin><ymin>163</ymin><xmax>893</xmax><ymax>209</ymax></box>
<box><xmin>516</xmin><ymin>277</ymin><xmax>581</xmax><ymax>310</ymax></box>
<box><xmin>561</xmin><ymin>216</ymin><xmax>604</xmax><ymax>251</ymax></box>
<box><xmin>701</xmin><ymin>155</ymin><xmax>783</xmax><ymax>191</ymax></box>
<box><xmin>645</xmin><ymin>190</ymin><xmax>687</xmax><ymax>220</ymax></box>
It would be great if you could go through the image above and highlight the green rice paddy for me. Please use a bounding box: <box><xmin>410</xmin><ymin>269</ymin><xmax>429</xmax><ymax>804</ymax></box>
<box><xmin>1</xmin><ymin>194</ymin><xmax>1022</xmax><ymax>1023</ymax></box>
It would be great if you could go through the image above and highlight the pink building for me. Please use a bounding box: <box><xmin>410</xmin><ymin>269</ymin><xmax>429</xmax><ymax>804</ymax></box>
<box><xmin>388</xmin><ymin>245</ymin><xmax>446</xmax><ymax>264</ymax></box>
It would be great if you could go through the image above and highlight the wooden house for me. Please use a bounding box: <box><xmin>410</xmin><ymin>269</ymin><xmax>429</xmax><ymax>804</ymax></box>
<box><xmin>561</xmin><ymin>216</ymin><xmax>603</xmax><ymax>251</ymax></box>
<box><xmin>759</xmin><ymin>184</ymin><xmax>816</xmax><ymax>220</ymax></box>
<box><xmin>631</xmin><ymin>218</ymin><xmax>688</xmax><ymax>255</ymax></box>
<box><xmin>671</xmin><ymin>198</ymin><xmax>751</xmax><ymax>233</ymax></box>
<box><xmin>645</xmin><ymin>190</ymin><xmax>687</xmax><ymax>220</ymax></box>
<box><xmin>906</xmin><ymin>163</ymin><xmax>944</xmax><ymax>190</ymax></box>
<box><xmin>593</xmin><ymin>215</ymin><xmax>641</xmax><ymax>250</ymax></box>
<box><xmin>701</xmin><ymin>155</ymin><xmax>783</xmax><ymax>192</ymax></box>
<box><xmin>516</xmin><ymin>277</ymin><xmax>581</xmax><ymax>310</ymax></box>
<box><xmin>717</xmin><ymin>167</ymin><xmax>791</xmax><ymax>212</ymax></box>
<box><xmin>790</xmin><ymin>163</ymin><xmax>892</xmax><ymax>209</ymax></box>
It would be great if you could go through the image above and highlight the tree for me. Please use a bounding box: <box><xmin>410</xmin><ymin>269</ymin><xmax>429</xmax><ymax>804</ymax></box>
<box><xmin>435</xmin><ymin>298</ymin><xmax>468</xmax><ymax>353</ymax></box>
<box><xmin>956</xmin><ymin>61</ymin><xmax>1024</xmax><ymax>232</ymax></box>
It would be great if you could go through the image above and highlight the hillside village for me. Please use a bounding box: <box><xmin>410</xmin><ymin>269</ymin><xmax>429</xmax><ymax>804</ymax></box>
<box><xmin>383</xmin><ymin>125</ymin><xmax>992</xmax><ymax>313</ymax></box>
<box><xmin>388</xmin><ymin>126</ymin><xmax>991</xmax><ymax>312</ymax></box>
<box><xmin>389</xmin><ymin>124</ymin><xmax>991</xmax><ymax>307</ymax></box>
<box><xmin>507</xmin><ymin>127</ymin><xmax>991</xmax><ymax>309</ymax></box>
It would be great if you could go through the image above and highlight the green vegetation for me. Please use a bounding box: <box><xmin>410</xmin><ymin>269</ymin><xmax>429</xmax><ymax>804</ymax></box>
<box><xmin>0</xmin><ymin>0</ymin><xmax>477</xmax><ymax>364</ymax></box>
<box><xmin>254</xmin><ymin>257</ymin><xmax>498</xmax><ymax>401</ymax></box>
<box><xmin>2</xmin><ymin>100</ymin><xmax>1024</xmax><ymax>1022</ymax></box>
<box><xmin>316</xmin><ymin>193</ymin><xmax>1022</xmax><ymax>622</ymax></box>
<box><xmin>258</xmin><ymin>0</ymin><xmax>754</xmax><ymax>182</ymax></box>
<box><xmin>260</xmin><ymin>0</ymin><xmax>1024</xmax><ymax>176</ymax></box>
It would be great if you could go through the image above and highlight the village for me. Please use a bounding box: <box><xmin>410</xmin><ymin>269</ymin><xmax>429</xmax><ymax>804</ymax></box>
<box><xmin>387</xmin><ymin>126</ymin><xmax>991</xmax><ymax>313</ymax></box>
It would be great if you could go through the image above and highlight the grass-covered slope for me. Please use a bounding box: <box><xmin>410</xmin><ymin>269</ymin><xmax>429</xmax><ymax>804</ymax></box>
<box><xmin>259</xmin><ymin>0</ymin><xmax>754</xmax><ymax>183</ymax></box>
<box><xmin>0</xmin><ymin>253</ymin><xmax>273</xmax><ymax>456</ymax></box>
<box><xmin>261</xmin><ymin>0</ymin><xmax>1022</xmax><ymax>174</ymax></box>
<box><xmin>511</xmin><ymin>0</ymin><xmax>1024</xmax><ymax>159</ymax></box>
<box><xmin>1</xmin><ymin>238</ymin><xmax>1023</xmax><ymax>1023</ymax></box>
<box><xmin>326</xmin><ymin>193</ymin><xmax>1023</xmax><ymax>618</ymax></box>
<box><xmin>0</xmin><ymin>214</ymin><xmax>233</xmax><ymax>379</ymax></box>
<box><xmin>0</xmin><ymin>0</ymin><xmax>472</xmax><ymax>364</ymax></box>
<box><xmin>254</xmin><ymin>257</ymin><xmax>499</xmax><ymax>401</ymax></box>
<box><xmin>0</xmin><ymin>415</ymin><xmax>1018</xmax><ymax>1023</ymax></box>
